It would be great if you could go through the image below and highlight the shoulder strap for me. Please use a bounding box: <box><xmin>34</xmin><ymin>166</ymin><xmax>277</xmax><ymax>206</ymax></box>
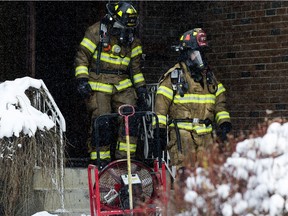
<box><xmin>95</xmin><ymin>21</ymin><xmax>109</xmax><ymax>75</ymax></box>
<box><xmin>158</xmin><ymin>66</ymin><xmax>182</xmax><ymax>100</ymax></box>
<box><xmin>158</xmin><ymin>63</ymin><xmax>181</xmax><ymax>83</ymax></box>
<box><xmin>90</xmin><ymin>20</ymin><xmax>110</xmax><ymax>75</ymax></box>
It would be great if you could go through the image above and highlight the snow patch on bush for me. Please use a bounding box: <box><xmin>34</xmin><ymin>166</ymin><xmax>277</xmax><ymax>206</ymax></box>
<box><xmin>178</xmin><ymin>122</ymin><xmax>288</xmax><ymax>216</ymax></box>
<box><xmin>0</xmin><ymin>77</ymin><xmax>55</xmax><ymax>138</ymax></box>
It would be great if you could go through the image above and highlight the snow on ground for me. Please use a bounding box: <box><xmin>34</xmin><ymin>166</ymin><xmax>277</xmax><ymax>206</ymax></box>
<box><xmin>31</xmin><ymin>211</ymin><xmax>58</xmax><ymax>216</ymax></box>
<box><xmin>31</xmin><ymin>211</ymin><xmax>89</xmax><ymax>216</ymax></box>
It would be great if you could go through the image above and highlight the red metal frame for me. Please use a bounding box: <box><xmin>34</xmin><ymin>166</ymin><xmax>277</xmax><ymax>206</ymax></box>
<box><xmin>88</xmin><ymin>160</ymin><xmax>168</xmax><ymax>216</ymax></box>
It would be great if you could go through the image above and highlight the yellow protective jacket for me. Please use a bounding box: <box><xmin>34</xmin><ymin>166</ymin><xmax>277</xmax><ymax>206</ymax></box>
<box><xmin>75</xmin><ymin>21</ymin><xmax>145</xmax><ymax>93</ymax></box>
<box><xmin>155</xmin><ymin>62</ymin><xmax>231</xmax><ymax>135</ymax></box>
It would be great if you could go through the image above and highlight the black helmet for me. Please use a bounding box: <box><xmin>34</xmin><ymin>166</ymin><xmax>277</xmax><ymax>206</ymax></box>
<box><xmin>178</xmin><ymin>28</ymin><xmax>208</xmax><ymax>77</ymax></box>
<box><xmin>106</xmin><ymin>2</ymin><xmax>139</xmax><ymax>28</ymax></box>
<box><xmin>179</xmin><ymin>28</ymin><xmax>208</xmax><ymax>50</ymax></box>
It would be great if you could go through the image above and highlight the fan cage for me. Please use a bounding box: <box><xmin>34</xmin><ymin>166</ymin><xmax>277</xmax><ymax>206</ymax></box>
<box><xmin>98</xmin><ymin>159</ymin><xmax>160</xmax><ymax>210</ymax></box>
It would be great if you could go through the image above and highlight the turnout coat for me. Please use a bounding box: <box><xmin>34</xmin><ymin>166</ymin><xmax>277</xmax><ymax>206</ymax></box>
<box><xmin>154</xmin><ymin>62</ymin><xmax>231</xmax><ymax>167</ymax></box>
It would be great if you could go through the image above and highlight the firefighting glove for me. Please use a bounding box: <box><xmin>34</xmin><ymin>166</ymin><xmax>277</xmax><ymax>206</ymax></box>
<box><xmin>77</xmin><ymin>78</ymin><xmax>92</xmax><ymax>99</ymax></box>
<box><xmin>219</xmin><ymin>122</ymin><xmax>232</xmax><ymax>141</ymax></box>
<box><xmin>153</xmin><ymin>128</ymin><xmax>167</xmax><ymax>157</ymax></box>
<box><xmin>136</xmin><ymin>86</ymin><xmax>148</xmax><ymax>111</ymax></box>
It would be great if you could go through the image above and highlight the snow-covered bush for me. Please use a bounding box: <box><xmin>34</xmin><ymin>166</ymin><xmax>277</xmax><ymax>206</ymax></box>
<box><xmin>175</xmin><ymin>119</ymin><xmax>288</xmax><ymax>216</ymax></box>
<box><xmin>0</xmin><ymin>77</ymin><xmax>63</xmax><ymax>216</ymax></box>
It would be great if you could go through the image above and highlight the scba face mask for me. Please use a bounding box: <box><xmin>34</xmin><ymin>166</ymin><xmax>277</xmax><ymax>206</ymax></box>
<box><xmin>185</xmin><ymin>50</ymin><xmax>207</xmax><ymax>82</ymax></box>
<box><xmin>190</xmin><ymin>50</ymin><xmax>204</xmax><ymax>70</ymax></box>
<box><xmin>111</xmin><ymin>21</ymin><xmax>135</xmax><ymax>45</ymax></box>
<box><xmin>186</xmin><ymin>50</ymin><xmax>206</xmax><ymax>71</ymax></box>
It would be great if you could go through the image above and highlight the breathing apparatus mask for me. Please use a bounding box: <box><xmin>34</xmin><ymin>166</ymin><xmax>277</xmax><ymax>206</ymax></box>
<box><xmin>185</xmin><ymin>49</ymin><xmax>207</xmax><ymax>82</ymax></box>
<box><xmin>110</xmin><ymin>21</ymin><xmax>135</xmax><ymax>45</ymax></box>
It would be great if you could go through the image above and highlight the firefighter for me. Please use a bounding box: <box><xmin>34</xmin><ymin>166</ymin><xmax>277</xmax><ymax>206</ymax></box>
<box><xmin>154</xmin><ymin>28</ymin><xmax>232</xmax><ymax>169</ymax></box>
<box><xmin>74</xmin><ymin>2</ymin><xmax>147</xmax><ymax>167</ymax></box>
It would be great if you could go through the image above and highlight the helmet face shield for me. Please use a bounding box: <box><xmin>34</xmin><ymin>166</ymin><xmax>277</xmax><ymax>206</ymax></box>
<box><xmin>196</xmin><ymin>30</ymin><xmax>207</xmax><ymax>47</ymax></box>
<box><xmin>120</xmin><ymin>10</ymin><xmax>138</xmax><ymax>28</ymax></box>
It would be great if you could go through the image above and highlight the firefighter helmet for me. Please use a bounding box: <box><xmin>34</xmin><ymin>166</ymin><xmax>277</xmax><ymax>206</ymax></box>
<box><xmin>179</xmin><ymin>28</ymin><xmax>208</xmax><ymax>50</ymax></box>
<box><xmin>177</xmin><ymin>28</ymin><xmax>208</xmax><ymax>76</ymax></box>
<box><xmin>106</xmin><ymin>2</ymin><xmax>139</xmax><ymax>28</ymax></box>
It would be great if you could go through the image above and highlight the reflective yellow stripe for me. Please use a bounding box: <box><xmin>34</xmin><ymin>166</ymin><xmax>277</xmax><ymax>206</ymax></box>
<box><xmin>216</xmin><ymin>111</ymin><xmax>230</xmax><ymax>123</ymax></box>
<box><xmin>216</xmin><ymin>83</ymin><xmax>226</xmax><ymax>97</ymax></box>
<box><xmin>152</xmin><ymin>115</ymin><xmax>167</xmax><ymax>126</ymax></box>
<box><xmin>174</xmin><ymin>94</ymin><xmax>215</xmax><ymax>104</ymax></box>
<box><xmin>127</xmin><ymin>8</ymin><xmax>135</xmax><ymax>14</ymax></box>
<box><xmin>93</xmin><ymin>51</ymin><xmax>130</xmax><ymax>66</ymax></box>
<box><xmin>131</xmin><ymin>45</ymin><xmax>142</xmax><ymax>58</ymax></box>
<box><xmin>75</xmin><ymin>66</ymin><xmax>89</xmax><ymax>76</ymax></box>
<box><xmin>89</xmin><ymin>81</ymin><xmax>113</xmax><ymax>93</ymax></box>
<box><xmin>114</xmin><ymin>79</ymin><xmax>133</xmax><ymax>91</ymax></box>
<box><xmin>126</xmin><ymin>8</ymin><xmax>132</xmax><ymax>14</ymax></box>
<box><xmin>157</xmin><ymin>86</ymin><xmax>173</xmax><ymax>100</ymax></box>
<box><xmin>80</xmin><ymin>38</ymin><xmax>96</xmax><ymax>53</ymax></box>
<box><xmin>194</xmin><ymin>125</ymin><xmax>213</xmax><ymax>134</ymax></box>
<box><xmin>158</xmin><ymin>115</ymin><xmax>167</xmax><ymax>125</ymax></box>
<box><xmin>90</xmin><ymin>151</ymin><xmax>110</xmax><ymax>160</ymax></box>
<box><xmin>118</xmin><ymin>142</ymin><xmax>137</xmax><ymax>152</ymax></box>
<box><xmin>117</xmin><ymin>11</ymin><xmax>123</xmax><ymax>17</ymax></box>
<box><xmin>169</xmin><ymin>122</ymin><xmax>212</xmax><ymax>134</ymax></box>
<box><xmin>133</xmin><ymin>73</ymin><xmax>145</xmax><ymax>84</ymax></box>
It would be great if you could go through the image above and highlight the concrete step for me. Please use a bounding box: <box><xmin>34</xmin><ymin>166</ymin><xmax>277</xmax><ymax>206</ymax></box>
<box><xmin>33</xmin><ymin>167</ymin><xmax>88</xmax><ymax>190</ymax></box>
<box><xmin>32</xmin><ymin>162</ymin><xmax>172</xmax><ymax>215</ymax></box>
<box><xmin>33</xmin><ymin>189</ymin><xmax>90</xmax><ymax>212</ymax></box>
<box><xmin>32</xmin><ymin>167</ymin><xmax>91</xmax><ymax>215</ymax></box>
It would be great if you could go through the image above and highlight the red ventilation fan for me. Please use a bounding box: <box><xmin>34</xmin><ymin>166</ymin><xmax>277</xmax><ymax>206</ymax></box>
<box><xmin>88</xmin><ymin>159</ymin><xmax>167</xmax><ymax>215</ymax></box>
<box><xmin>88</xmin><ymin>108</ymin><xmax>168</xmax><ymax>215</ymax></box>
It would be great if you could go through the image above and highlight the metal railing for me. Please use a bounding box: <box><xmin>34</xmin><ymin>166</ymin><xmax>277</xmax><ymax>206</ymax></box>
<box><xmin>28</xmin><ymin>79</ymin><xmax>66</xmax><ymax>211</ymax></box>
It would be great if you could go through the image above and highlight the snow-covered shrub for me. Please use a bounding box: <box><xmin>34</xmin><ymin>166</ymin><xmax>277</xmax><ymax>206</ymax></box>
<box><xmin>0</xmin><ymin>78</ymin><xmax>64</xmax><ymax>216</ymax></box>
<box><xmin>175</xmin><ymin>119</ymin><xmax>288</xmax><ymax>216</ymax></box>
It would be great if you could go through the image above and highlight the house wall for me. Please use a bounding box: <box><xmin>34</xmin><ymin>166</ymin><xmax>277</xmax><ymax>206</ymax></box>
<box><xmin>140</xmin><ymin>1</ymin><xmax>288</xmax><ymax>134</ymax></box>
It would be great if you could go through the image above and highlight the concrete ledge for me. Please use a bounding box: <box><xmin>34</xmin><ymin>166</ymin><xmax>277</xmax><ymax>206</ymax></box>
<box><xmin>33</xmin><ymin>167</ymin><xmax>88</xmax><ymax>190</ymax></box>
<box><xmin>33</xmin><ymin>167</ymin><xmax>90</xmax><ymax>215</ymax></box>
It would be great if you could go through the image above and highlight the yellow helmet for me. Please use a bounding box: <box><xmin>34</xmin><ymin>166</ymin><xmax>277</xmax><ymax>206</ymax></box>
<box><xmin>106</xmin><ymin>2</ymin><xmax>139</xmax><ymax>28</ymax></box>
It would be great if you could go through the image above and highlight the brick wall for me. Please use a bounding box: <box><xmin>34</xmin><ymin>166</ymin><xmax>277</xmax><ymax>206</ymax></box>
<box><xmin>203</xmin><ymin>1</ymin><xmax>288</xmax><ymax>133</ymax></box>
<box><xmin>1</xmin><ymin>2</ymin><xmax>288</xmax><ymax>156</ymax></box>
<box><xmin>139</xmin><ymin>1</ymin><xmax>202</xmax><ymax>82</ymax></box>
<box><xmin>140</xmin><ymin>1</ymin><xmax>288</xmax><ymax>134</ymax></box>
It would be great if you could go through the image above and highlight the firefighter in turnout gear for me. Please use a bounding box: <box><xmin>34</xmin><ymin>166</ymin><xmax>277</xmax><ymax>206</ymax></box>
<box><xmin>75</xmin><ymin>1</ymin><xmax>147</xmax><ymax>166</ymax></box>
<box><xmin>154</xmin><ymin>28</ymin><xmax>231</xmax><ymax>169</ymax></box>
